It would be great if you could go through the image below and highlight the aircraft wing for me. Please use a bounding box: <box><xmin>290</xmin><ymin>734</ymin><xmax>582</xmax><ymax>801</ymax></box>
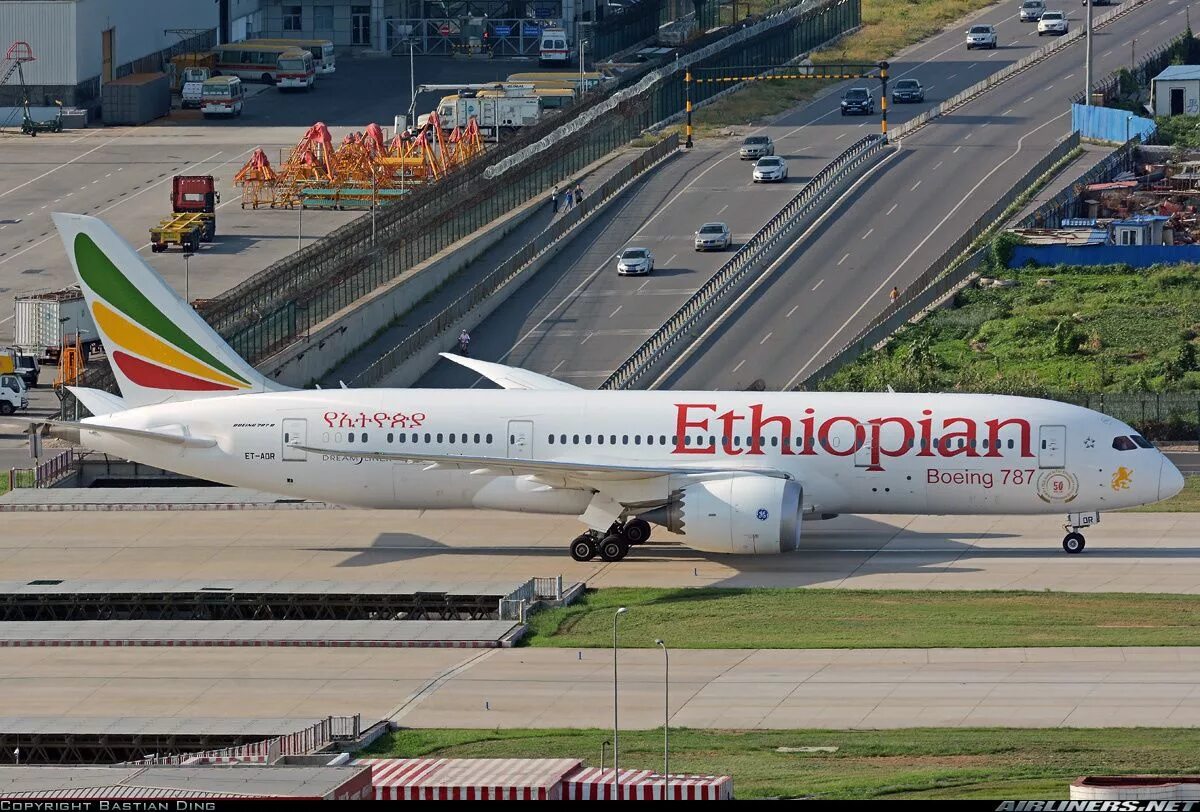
<box><xmin>437</xmin><ymin>353</ymin><xmax>580</xmax><ymax>390</ymax></box>
<box><xmin>296</xmin><ymin>445</ymin><xmax>790</xmax><ymax>483</ymax></box>
<box><xmin>47</xmin><ymin>419</ymin><xmax>217</xmax><ymax>449</ymax></box>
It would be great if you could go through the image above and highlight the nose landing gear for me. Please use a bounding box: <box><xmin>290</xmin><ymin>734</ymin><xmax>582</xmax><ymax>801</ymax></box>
<box><xmin>1062</xmin><ymin>511</ymin><xmax>1099</xmax><ymax>554</ymax></box>
<box><xmin>1062</xmin><ymin>532</ymin><xmax>1086</xmax><ymax>554</ymax></box>
<box><xmin>568</xmin><ymin>519</ymin><xmax>653</xmax><ymax>562</ymax></box>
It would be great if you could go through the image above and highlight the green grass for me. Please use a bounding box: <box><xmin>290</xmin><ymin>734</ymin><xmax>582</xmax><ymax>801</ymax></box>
<box><xmin>690</xmin><ymin>0</ymin><xmax>1002</xmax><ymax>133</ymax></box>
<box><xmin>1125</xmin><ymin>474</ymin><xmax>1200</xmax><ymax>512</ymax></box>
<box><xmin>822</xmin><ymin>264</ymin><xmax>1200</xmax><ymax>396</ymax></box>
<box><xmin>524</xmin><ymin>588</ymin><xmax>1200</xmax><ymax>649</ymax></box>
<box><xmin>362</xmin><ymin>727</ymin><xmax>1200</xmax><ymax>799</ymax></box>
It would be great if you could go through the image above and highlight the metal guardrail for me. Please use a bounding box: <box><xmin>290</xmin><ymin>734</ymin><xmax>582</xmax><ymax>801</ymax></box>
<box><xmin>600</xmin><ymin>133</ymin><xmax>889</xmax><ymax>391</ymax></box>
<box><xmin>8</xmin><ymin>449</ymin><xmax>73</xmax><ymax>491</ymax></box>
<box><xmin>351</xmin><ymin>134</ymin><xmax>680</xmax><ymax>388</ymax></box>
<box><xmin>797</xmin><ymin>131</ymin><xmax>1088</xmax><ymax>389</ymax></box>
<box><xmin>128</xmin><ymin>715</ymin><xmax>356</xmax><ymax>766</ymax></box>
<box><xmin>890</xmin><ymin>0</ymin><xmax>1153</xmax><ymax>143</ymax></box>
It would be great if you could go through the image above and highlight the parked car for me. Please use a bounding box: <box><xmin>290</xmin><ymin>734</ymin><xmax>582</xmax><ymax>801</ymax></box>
<box><xmin>694</xmin><ymin>222</ymin><xmax>732</xmax><ymax>251</ymax></box>
<box><xmin>752</xmin><ymin>156</ymin><xmax>788</xmax><ymax>183</ymax></box>
<box><xmin>840</xmin><ymin>87</ymin><xmax>875</xmax><ymax>116</ymax></box>
<box><xmin>1037</xmin><ymin>10</ymin><xmax>1068</xmax><ymax>34</ymax></box>
<box><xmin>966</xmin><ymin>24</ymin><xmax>998</xmax><ymax>49</ymax></box>
<box><xmin>891</xmin><ymin>78</ymin><xmax>925</xmax><ymax>104</ymax></box>
<box><xmin>1019</xmin><ymin>0</ymin><xmax>1046</xmax><ymax>21</ymax></box>
<box><xmin>739</xmin><ymin>134</ymin><xmax>774</xmax><ymax>159</ymax></box>
<box><xmin>616</xmin><ymin>247</ymin><xmax>654</xmax><ymax>275</ymax></box>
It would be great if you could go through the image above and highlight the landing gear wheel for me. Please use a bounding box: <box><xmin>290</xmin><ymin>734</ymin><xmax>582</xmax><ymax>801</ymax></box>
<box><xmin>570</xmin><ymin>534</ymin><xmax>597</xmax><ymax>562</ymax></box>
<box><xmin>1062</xmin><ymin>532</ymin><xmax>1086</xmax><ymax>554</ymax></box>
<box><xmin>623</xmin><ymin>519</ymin><xmax>652</xmax><ymax>544</ymax></box>
<box><xmin>598</xmin><ymin>535</ymin><xmax>627</xmax><ymax>562</ymax></box>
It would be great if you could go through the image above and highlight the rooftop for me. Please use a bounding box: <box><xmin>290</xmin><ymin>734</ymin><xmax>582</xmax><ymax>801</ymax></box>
<box><xmin>1153</xmin><ymin>65</ymin><xmax>1200</xmax><ymax>82</ymax></box>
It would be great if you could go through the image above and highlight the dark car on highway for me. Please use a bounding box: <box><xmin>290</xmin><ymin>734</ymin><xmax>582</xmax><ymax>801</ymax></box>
<box><xmin>891</xmin><ymin>78</ymin><xmax>925</xmax><ymax>104</ymax></box>
<box><xmin>840</xmin><ymin>87</ymin><xmax>875</xmax><ymax>116</ymax></box>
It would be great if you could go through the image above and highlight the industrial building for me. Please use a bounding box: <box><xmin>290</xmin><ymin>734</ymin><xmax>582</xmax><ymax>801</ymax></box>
<box><xmin>0</xmin><ymin>0</ymin><xmax>218</xmax><ymax>109</ymax></box>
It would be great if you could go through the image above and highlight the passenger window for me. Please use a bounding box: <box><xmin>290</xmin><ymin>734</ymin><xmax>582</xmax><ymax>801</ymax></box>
<box><xmin>571</xmin><ymin>434</ymin><xmax>578</xmax><ymax>444</ymax></box>
<box><xmin>610</xmin><ymin>435</ymin><xmax>617</xmax><ymax>445</ymax></box>
<box><xmin>449</xmin><ymin>433</ymin><xmax>455</xmax><ymax>443</ymax></box>
<box><xmin>486</xmin><ymin>434</ymin><xmax>493</xmax><ymax>444</ymax></box>
<box><xmin>671</xmin><ymin>436</ymin><xmax>678</xmax><ymax>446</ymax></box>
<box><xmin>598</xmin><ymin>435</ymin><xmax>605</xmax><ymax>445</ymax></box>
<box><xmin>348</xmin><ymin>434</ymin><xmax>355</xmax><ymax>443</ymax></box>
<box><xmin>437</xmin><ymin>433</ymin><xmax>443</xmax><ymax>443</ymax></box>
<box><xmin>1008</xmin><ymin>439</ymin><xmax>1014</xmax><ymax>449</ymax></box>
<box><xmin>335</xmin><ymin>432</ymin><xmax>343</xmax><ymax>442</ymax></box>
<box><xmin>623</xmin><ymin>435</ymin><xmax>629</xmax><ymax>445</ymax></box>
<box><xmin>560</xmin><ymin>434</ymin><xmax>567</xmax><ymax>444</ymax></box>
<box><xmin>684</xmin><ymin>436</ymin><xmax>691</xmax><ymax>446</ymax></box>
<box><xmin>771</xmin><ymin>437</ymin><xmax>778</xmax><ymax>447</ymax></box>
<box><xmin>634</xmin><ymin>435</ymin><xmax>641</xmax><ymax>445</ymax></box>
<box><xmin>474</xmin><ymin>433</ymin><xmax>481</xmax><ymax>443</ymax></box>
<box><xmin>586</xmin><ymin>435</ymin><xmax>592</xmax><ymax>444</ymax></box>
<box><xmin>548</xmin><ymin>435</ymin><xmax>555</xmax><ymax>444</ymax></box>
<box><xmin>387</xmin><ymin>433</ymin><xmax>393</xmax><ymax>443</ymax></box>
<box><xmin>646</xmin><ymin>435</ymin><xmax>653</xmax><ymax>445</ymax></box>
<box><xmin>660</xmin><ymin>435</ymin><xmax>666</xmax><ymax>445</ymax></box>
<box><xmin>399</xmin><ymin>433</ymin><xmax>406</xmax><ymax>443</ymax></box>
<box><xmin>1112</xmin><ymin>436</ymin><xmax>1137</xmax><ymax>451</ymax></box>
<box><xmin>733</xmin><ymin>436</ymin><xmax>741</xmax><ymax>447</ymax></box>
<box><xmin>425</xmin><ymin>433</ymin><xmax>432</xmax><ymax>443</ymax></box>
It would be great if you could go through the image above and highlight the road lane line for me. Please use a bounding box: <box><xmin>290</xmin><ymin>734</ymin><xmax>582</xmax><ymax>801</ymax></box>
<box><xmin>953</xmin><ymin>146</ymin><xmax>962</xmax><ymax>154</ymax></box>
<box><xmin>932</xmin><ymin>161</ymin><xmax>943</xmax><ymax>170</ymax></box>
<box><xmin>551</xmin><ymin>360</ymin><xmax>565</xmax><ymax>374</ymax></box>
<box><xmin>787</xmin><ymin>110</ymin><xmax>1072</xmax><ymax>388</ymax></box>
<box><xmin>609</xmin><ymin>305</ymin><xmax>623</xmax><ymax>318</ymax></box>
<box><xmin>717</xmin><ymin>204</ymin><xmax>729</xmax><ymax>214</ymax></box>
<box><xmin>910</xmin><ymin>180</ymin><xmax>922</xmax><ymax>191</ymax></box>
<box><xmin>835</xmin><ymin>132</ymin><xmax>847</xmax><ymax>140</ymax></box>
<box><xmin>0</xmin><ymin>131</ymin><xmax>132</xmax><ymax>199</ymax></box>
<box><xmin>862</xmin><ymin>228</ymin><xmax>874</xmax><ymax>240</ymax></box>
<box><xmin>812</xmin><ymin>279</ymin><xmax>824</xmax><ymax>291</ymax></box>
<box><xmin>1003</xmin><ymin>108</ymin><xmax>1014</xmax><ymax>115</ymax></box>
<box><xmin>886</xmin><ymin>203</ymin><xmax>899</xmax><ymax>216</ymax></box>
<box><xmin>759</xmin><ymin>332</ymin><xmax>773</xmax><ymax>345</ymax></box>
<box><xmin>837</xmin><ymin>253</ymin><xmax>849</xmax><ymax>266</ymax></box>
<box><xmin>665</xmin><ymin>254</ymin><xmax>677</xmax><ymax>266</ymax></box>
<box><xmin>1024</xmin><ymin>95</ymin><xmax>1034</xmax><ymax>103</ymax></box>
<box><xmin>786</xmin><ymin>305</ymin><xmax>800</xmax><ymax>318</ymax></box>
<box><xmin>733</xmin><ymin>360</ymin><xmax>746</xmax><ymax>372</ymax></box>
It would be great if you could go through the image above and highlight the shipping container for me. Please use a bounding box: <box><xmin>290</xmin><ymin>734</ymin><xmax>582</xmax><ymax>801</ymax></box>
<box><xmin>102</xmin><ymin>72</ymin><xmax>171</xmax><ymax>125</ymax></box>
<box><xmin>14</xmin><ymin>287</ymin><xmax>100</xmax><ymax>362</ymax></box>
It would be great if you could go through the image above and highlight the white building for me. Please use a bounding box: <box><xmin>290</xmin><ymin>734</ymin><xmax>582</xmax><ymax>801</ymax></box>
<box><xmin>1151</xmin><ymin>64</ymin><xmax>1200</xmax><ymax>117</ymax></box>
<box><xmin>0</xmin><ymin>0</ymin><xmax>217</xmax><ymax>109</ymax></box>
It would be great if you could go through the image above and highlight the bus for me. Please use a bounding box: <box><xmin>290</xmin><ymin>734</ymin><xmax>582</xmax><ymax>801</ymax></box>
<box><xmin>201</xmin><ymin>76</ymin><xmax>244</xmax><ymax>117</ymax></box>
<box><xmin>248</xmin><ymin>38</ymin><xmax>336</xmax><ymax>74</ymax></box>
<box><xmin>507</xmin><ymin>72</ymin><xmax>610</xmax><ymax>93</ymax></box>
<box><xmin>538</xmin><ymin>28</ymin><xmax>570</xmax><ymax>65</ymax></box>
<box><xmin>275</xmin><ymin>47</ymin><xmax>315</xmax><ymax>91</ymax></box>
<box><xmin>214</xmin><ymin>42</ymin><xmax>310</xmax><ymax>83</ymax></box>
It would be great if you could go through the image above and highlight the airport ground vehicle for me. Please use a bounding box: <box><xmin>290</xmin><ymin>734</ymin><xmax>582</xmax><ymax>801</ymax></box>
<box><xmin>180</xmin><ymin>67</ymin><xmax>211</xmax><ymax>108</ymax></box>
<box><xmin>13</xmin><ymin>287</ymin><xmax>101</xmax><ymax>363</ymax></box>
<box><xmin>432</xmin><ymin>91</ymin><xmax>540</xmax><ymax>131</ymax></box>
<box><xmin>967</xmin><ymin>24</ymin><xmax>999</xmax><ymax>48</ymax></box>
<box><xmin>213</xmin><ymin>42</ymin><xmax>308</xmax><ymax>83</ymax></box>
<box><xmin>245</xmin><ymin>38</ymin><xmax>336</xmax><ymax>73</ymax></box>
<box><xmin>752</xmin><ymin>156</ymin><xmax>788</xmax><ymax>182</ymax></box>
<box><xmin>840</xmin><ymin>87</ymin><xmax>875</xmax><ymax>115</ymax></box>
<box><xmin>694</xmin><ymin>223</ymin><xmax>732</xmax><ymax>250</ymax></box>
<box><xmin>150</xmin><ymin>176</ymin><xmax>219</xmax><ymax>252</ymax></box>
<box><xmin>1038</xmin><ymin>10</ymin><xmax>1068</xmax><ymax>35</ymax></box>
<box><xmin>739</xmin><ymin>135</ymin><xmax>774</xmax><ymax>159</ymax></box>
<box><xmin>200</xmin><ymin>76</ymin><xmax>244</xmax><ymax>117</ymax></box>
<box><xmin>616</xmin><ymin>247</ymin><xmax>654</xmax><ymax>275</ymax></box>
<box><xmin>275</xmin><ymin>48</ymin><xmax>315</xmax><ymax>90</ymax></box>
<box><xmin>892</xmin><ymin>79</ymin><xmax>925</xmax><ymax>104</ymax></box>
<box><xmin>538</xmin><ymin>28</ymin><xmax>570</xmax><ymax>65</ymax></box>
<box><xmin>0</xmin><ymin>374</ymin><xmax>27</xmax><ymax>415</ymax></box>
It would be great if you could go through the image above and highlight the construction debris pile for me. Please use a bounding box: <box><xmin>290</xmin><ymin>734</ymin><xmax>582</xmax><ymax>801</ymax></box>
<box><xmin>234</xmin><ymin>115</ymin><xmax>485</xmax><ymax>210</ymax></box>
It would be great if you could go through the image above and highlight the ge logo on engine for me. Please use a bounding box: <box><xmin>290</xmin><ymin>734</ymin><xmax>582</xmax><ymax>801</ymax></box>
<box><xmin>756</xmin><ymin>509</ymin><xmax>769</xmax><ymax>521</ymax></box>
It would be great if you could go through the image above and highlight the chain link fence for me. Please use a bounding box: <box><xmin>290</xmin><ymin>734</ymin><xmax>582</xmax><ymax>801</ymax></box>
<box><xmin>602</xmin><ymin>133</ymin><xmax>887</xmax><ymax>390</ymax></box>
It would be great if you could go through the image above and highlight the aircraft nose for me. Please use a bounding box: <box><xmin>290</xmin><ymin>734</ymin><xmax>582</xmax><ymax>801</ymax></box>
<box><xmin>1159</xmin><ymin>456</ymin><xmax>1185</xmax><ymax>502</ymax></box>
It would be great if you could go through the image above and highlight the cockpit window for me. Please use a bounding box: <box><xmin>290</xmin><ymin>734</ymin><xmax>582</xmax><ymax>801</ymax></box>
<box><xmin>1112</xmin><ymin>436</ymin><xmax>1137</xmax><ymax>451</ymax></box>
<box><xmin>1131</xmin><ymin>435</ymin><xmax>1153</xmax><ymax>449</ymax></box>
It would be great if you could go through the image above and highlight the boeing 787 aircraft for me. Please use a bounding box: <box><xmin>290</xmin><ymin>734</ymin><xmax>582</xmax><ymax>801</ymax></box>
<box><xmin>46</xmin><ymin>213</ymin><xmax>1184</xmax><ymax>561</ymax></box>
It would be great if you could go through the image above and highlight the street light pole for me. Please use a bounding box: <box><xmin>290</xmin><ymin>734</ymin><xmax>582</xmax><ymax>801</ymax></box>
<box><xmin>655</xmin><ymin>639</ymin><xmax>670</xmax><ymax>799</ymax></box>
<box><xmin>1084</xmin><ymin>0</ymin><xmax>1094</xmax><ymax>105</ymax></box>
<box><xmin>613</xmin><ymin>606</ymin><xmax>627</xmax><ymax>797</ymax></box>
<box><xmin>183</xmin><ymin>251</ymin><xmax>193</xmax><ymax>303</ymax></box>
<box><xmin>297</xmin><ymin>203</ymin><xmax>303</xmax><ymax>251</ymax></box>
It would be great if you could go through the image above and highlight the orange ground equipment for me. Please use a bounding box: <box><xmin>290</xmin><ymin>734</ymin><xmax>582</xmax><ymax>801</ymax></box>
<box><xmin>233</xmin><ymin>148</ymin><xmax>278</xmax><ymax>209</ymax></box>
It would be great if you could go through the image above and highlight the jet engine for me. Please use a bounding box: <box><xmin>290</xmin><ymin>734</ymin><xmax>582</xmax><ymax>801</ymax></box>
<box><xmin>639</xmin><ymin>475</ymin><xmax>802</xmax><ymax>554</ymax></box>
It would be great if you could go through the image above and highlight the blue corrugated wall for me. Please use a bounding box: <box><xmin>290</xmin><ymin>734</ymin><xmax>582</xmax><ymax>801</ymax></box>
<box><xmin>1010</xmin><ymin>245</ymin><xmax>1200</xmax><ymax>267</ymax></box>
<box><xmin>1071</xmin><ymin>104</ymin><xmax>1156</xmax><ymax>143</ymax></box>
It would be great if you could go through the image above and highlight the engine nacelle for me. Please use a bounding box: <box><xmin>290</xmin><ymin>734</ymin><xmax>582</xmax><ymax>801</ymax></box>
<box><xmin>639</xmin><ymin>475</ymin><xmax>802</xmax><ymax>555</ymax></box>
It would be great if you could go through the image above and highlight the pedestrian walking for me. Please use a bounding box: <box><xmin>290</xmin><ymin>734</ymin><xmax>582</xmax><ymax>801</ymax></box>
<box><xmin>574</xmin><ymin>182</ymin><xmax>584</xmax><ymax>205</ymax></box>
<box><xmin>889</xmin><ymin>286</ymin><xmax>899</xmax><ymax>303</ymax></box>
<box><xmin>551</xmin><ymin>186</ymin><xmax>560</xmax><ymax>213</ymax></box>
<box><xmin>565</xmin><ymin>188</ymin><xmax>574</xmax><ymax>209</ymax></box>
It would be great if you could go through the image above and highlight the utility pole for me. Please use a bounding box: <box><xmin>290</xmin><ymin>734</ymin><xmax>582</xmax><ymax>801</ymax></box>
<box><xmin>1084</xmin><ymin>0</ymin><xmax>1094</xmax><ymax>105</ymax></box>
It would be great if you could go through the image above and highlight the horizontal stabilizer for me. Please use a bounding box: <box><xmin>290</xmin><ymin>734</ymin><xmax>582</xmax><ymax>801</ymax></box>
<box><xmin>66</xmin><ymin>387</ymin><xmax>128</xmax><ymax>417</ymax></box>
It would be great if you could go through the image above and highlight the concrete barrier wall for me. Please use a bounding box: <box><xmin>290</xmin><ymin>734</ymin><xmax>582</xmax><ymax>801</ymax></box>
<box><xmin>1011</xmin><ymin>244</ymin><xmax>1200</xmax><ymax>268</ymax></box>
<box><xmin>1071</xmin><ymin>103</ymin><xmax>1156</xmax><ymax>143</ymax></box>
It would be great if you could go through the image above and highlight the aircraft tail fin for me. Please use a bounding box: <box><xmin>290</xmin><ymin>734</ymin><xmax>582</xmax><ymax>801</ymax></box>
<box><xmin>52</xmin><ymin>213</ymin><xmax>289</xmax><ymax>407</ymax></box>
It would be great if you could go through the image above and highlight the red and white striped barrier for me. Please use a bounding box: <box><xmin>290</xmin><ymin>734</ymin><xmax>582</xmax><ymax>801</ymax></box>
<box><xmin>564</xmin><ymin>767</ymin><xmax>734</xmax><ymax>800</ymax></box>
<box><xmin>354</xmin><ymin>758</ymin><xmax>583</xmax><ymax>800</ymax></box>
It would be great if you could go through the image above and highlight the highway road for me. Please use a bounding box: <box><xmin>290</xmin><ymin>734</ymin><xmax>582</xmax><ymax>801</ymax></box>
<box><xmin>418</xmin><ymin>0</ymin><xmax>1180</xmax><ymax>390</ymax></box>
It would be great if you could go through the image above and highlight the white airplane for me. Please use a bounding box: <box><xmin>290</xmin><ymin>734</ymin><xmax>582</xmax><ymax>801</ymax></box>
<box><xmin>46</xmin><ymin>213</ymin><xmax>1184</xmax><ymax>561</ymax></box>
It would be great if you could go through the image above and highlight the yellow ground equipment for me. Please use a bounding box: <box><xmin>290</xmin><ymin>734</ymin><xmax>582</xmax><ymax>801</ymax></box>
<box><xmin>233</xmin><ymin>148</ymin><xmax>278</xmax><ymax>209</ymax></box>
<box><xmin>53</xmin><ymin>334</ymin><xmax>85</xmax><ymax>390</ymax></box>
<box><xmin>149</xmin><ymin>212</ymin><xmax>207</xmax><ymax>252</ymax></box>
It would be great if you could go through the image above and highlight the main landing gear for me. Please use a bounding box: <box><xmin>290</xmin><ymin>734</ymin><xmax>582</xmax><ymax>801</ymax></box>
<box><xmin>1062</xmin><ymin>511</ymin><xmax>1099</xmax><ymax>554</ymax></box>
<box><xmin>569</xmin><ymin>519</ymin><xmax>653</xmax><ymax>562</ymax></box>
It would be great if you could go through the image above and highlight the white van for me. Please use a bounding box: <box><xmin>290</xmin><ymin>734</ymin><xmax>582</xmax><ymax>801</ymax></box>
<box><xmin>201</xmin><ymin>75</ymin><xmax>244</xmax><ymax>117</ymax></box>
<box><xmin>539</xmin><ymin>29</ymin><xmax>570</xmax><ymax>65</ymax></box>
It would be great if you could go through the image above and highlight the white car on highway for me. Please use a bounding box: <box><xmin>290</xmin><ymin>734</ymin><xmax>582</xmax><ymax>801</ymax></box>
<box><xmin>752</xmin><ymin>156</ymin><xmax>788</xmax><ymax>183</ymax></box>
<box><xmin>1037</xmin><ymin>10</ymin><xmax>1068</xmax><ymax>35</ymax></box>
<box><xmin>694</xmin><ymin>222</ymin><xmax>732</xmax><ymax>251</ymax></box>
<box><xmin>1019</xmin><ymin>0</ymin><xmax>1046</xmax><ymax>22</ymax></box>
<box><xmin>616</xmin><ymin>247</ymin><xmax>654</xmax><ymax>276</ymax></box>
<box><xmin>966</xmin><ymin>24</ymin><xmax>998</xmax><ymax>49</ymax></box>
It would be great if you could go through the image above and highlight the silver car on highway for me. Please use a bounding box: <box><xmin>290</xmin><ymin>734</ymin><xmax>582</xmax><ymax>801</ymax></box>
<box><xmin>739</xmin><ymin>135</ymin><xmax>774</xmax><ymax>160</ymax></box>
<box><xmin>694</xmin><ymin>222</ymin><xmax>732</xmax><ymax>251</ymax></box>
<box><xmin>616</xmin><ymin>247</ymin><xmax>654</xmax><ymax>275</ymax></box>
<box><xmin>752</xmin><ymin>156</ymin><xmax>788</xmax><ymax>183</ymax></box>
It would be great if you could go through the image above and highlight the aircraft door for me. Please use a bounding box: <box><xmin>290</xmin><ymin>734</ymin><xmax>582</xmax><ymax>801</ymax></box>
<box><xmin>282</xmin><ymin>418</ymin><xmax>307</xmax><ymax>461</ymax></box>
<box><xmin>854</xmin><ymin>431</ymin><xmax>874</xmax><ymax>468</ymax></box>
<box><xmin>507</xmin><ymin>420</ymin><xmax>534</xmax><ymax>460</ymax></box>
<box><xmin>1039</xmin><ymin>425</ymin><xmax>1066</xmax><ymax>468</ymax></box>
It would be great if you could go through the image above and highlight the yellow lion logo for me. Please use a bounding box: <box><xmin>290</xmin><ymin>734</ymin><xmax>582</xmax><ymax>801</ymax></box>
<box><xmin>1111</xmin><ymin>466</ymin><xmax>1133</xmax><ymax>492</ymax></box>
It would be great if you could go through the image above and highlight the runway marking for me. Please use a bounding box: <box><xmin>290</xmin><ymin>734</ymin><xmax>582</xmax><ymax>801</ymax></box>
<box><xmin>931</xmin><ymin>161</ymin><xmax>943</xmax><ymax>171</ymax></box>
<box><xmin>862</xmin><ymin>228</ymin><xmax>874</xmax><ymax>240</ymax></box>
<box><xmin>886</xmin><ymin>203</ymin><xmax>899</xmax><ymax>216</ymax></box>
<box><xmin>812</xmin><ymin>279</ymin><xmax>824</xmax><ymax>291</ymax></box>
<box><xmin>759</xmin><ymin>332</ymin><xmax>773</xmax><ymax>345</ymax></box>
<box><xmin>953</xmin><ymin>146</ymin><xmax>962</xmax><ymax>154</ymax></box>
<box><xmin>910</xmin><ymin>180</ymin><xmax>922</xmax><ymax>191</ymax></box>
<box><xmin>733</xmin><ymin>360</ymin><xmax>746</xmax><ymax>372</ymax></box>
<box><xmin>786</xmin><ymin>305</ymin><xmax>800</xmax><ymax>318</ymax></box>
<box><xmin>0</xmin><ymin>150</ymin><xmax>236</xmax><ymax>269</ymax></box>
<box><xmin>609</xmin><ymin>305</ymin><xmax>622</xmax><ymax>318</ymax></box>
<box><xmin>837</xmin><ymin>253</ymin><xmax>850</xmax><ymax>266</ymax></box>
<box><xmin>0</xmin><ymin>130</ymin><xmax>131</xmax><ymax>200</ymax></box>
<box><xmin>787</xmin><ymin>109</ymin><xmax>1073</xmax><ymax>388</ymax></box>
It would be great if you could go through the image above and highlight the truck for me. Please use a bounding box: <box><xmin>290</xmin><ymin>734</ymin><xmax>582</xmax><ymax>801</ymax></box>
<box><xmin>431</xmin><ymin>91</ymin><xmax>541</xmax><ymax>132</ymax></box>
<box><xmin>14</xmin><ymin>287</ymin><xmax>101</xmax><ymax>364</ymax></box>
<box><xmin>0</xmin><ymin>373</ymin><xmax>28</xmax><ymax>416</ymax></box>
<box><xmin>150</xmin><ymin>175</ymin><xmax>219</xmax><ymax>252</ymax></box>
<box><xmin>180</xmin><ymin>66</ymin><xmax>211</xmax><ymax>109</ymax></box>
